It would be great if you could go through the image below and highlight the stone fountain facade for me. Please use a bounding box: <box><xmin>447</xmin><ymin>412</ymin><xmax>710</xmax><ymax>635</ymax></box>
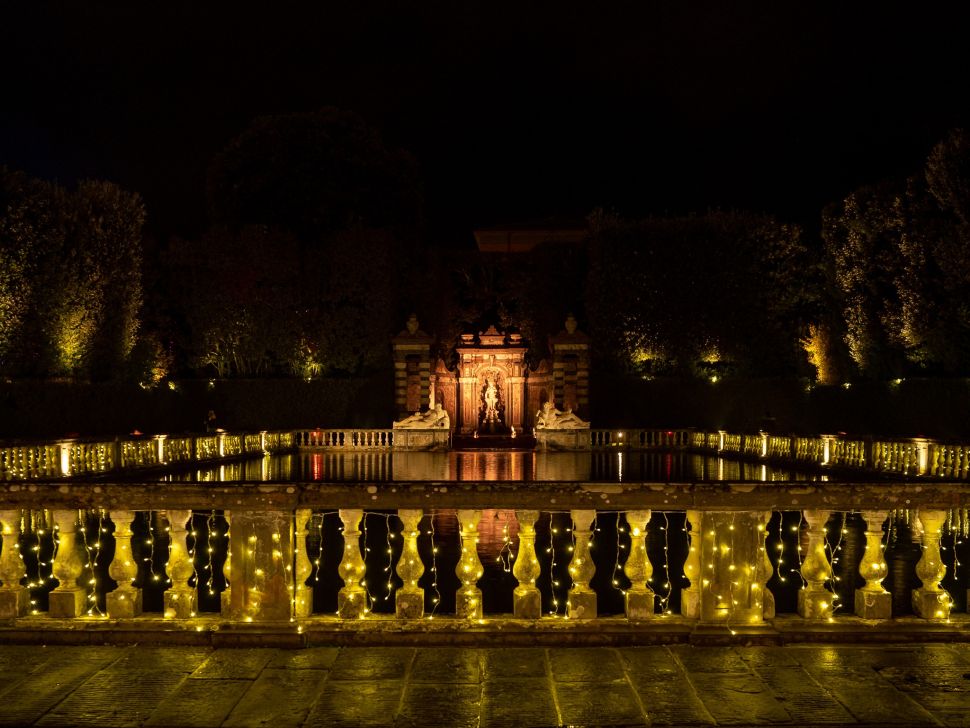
<box><xmin>391</xmin><ymin>316</ymin><xmax>591</xmax><ymax>443</ymax></box>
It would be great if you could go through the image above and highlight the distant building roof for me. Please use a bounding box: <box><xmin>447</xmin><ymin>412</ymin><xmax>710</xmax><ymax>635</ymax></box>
<box><xmin>473</xmin><ymin>219</ymin><xmax>587</xmax><ymax>253</ymax></box>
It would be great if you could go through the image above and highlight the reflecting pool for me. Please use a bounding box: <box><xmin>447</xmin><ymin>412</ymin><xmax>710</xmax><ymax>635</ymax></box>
<box><xmin>159</xmin><ymin>450</ymin><xmax>838</xmax><ymax>483</ymax></box>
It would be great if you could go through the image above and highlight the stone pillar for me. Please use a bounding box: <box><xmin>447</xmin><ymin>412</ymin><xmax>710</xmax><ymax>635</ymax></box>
<box><xmin>293</xmin><ymin>508</ymin><xmax>313</xmax><ymax>619</ymax></box>
<box><xmin>854</xmin><ymin>510</ymin><xmax>891</xmax><ymax>619</ymax></box>
<box><xmin>163</xmin><ymin>510</ymin><xmax>197</xmax><ymax>619</ymax></box>
<box><xmin>797</xmin><ymin>510</ymin><xmax>833</xmax><ymax>619</ymax></box>
<box><xmin>757</xmin><ymin>512</ymin><xmax>775</xmax><ymax>619</ymax></box>
<box><xmin>337</xmin><ymin>509</ymin><xmax>367</xmax><ymax>619</ymax></box>
<box><xmin>223</xmin><ymin>511</ymin><xmax>294</xmax><ymax>622</ymax></box>
<box><xmin>456</xmin><ymin>509</ymin><xmax>484</xmax><ymax>619</ymax></box>
<box><xmin>696</xmin><ymin>512</ymin><xmax>767</xmax><ymax>624</ymax></box>
<box><xmin>623</xmin><ymin>510</ymin><xmax>655</xmax><ymax>620</ymax></box>
<box><xmin>912</xmin><ymin>509</ymin><xmax>952</xmax><ymax>620</ymax></box>
<box><xmin>568</xmin><ymin>510</ymin><xmax>597</xmax><ymax>619</ymax></box>
<box><xmin>681</xmin><ymin>510</ymin><xmax>701</xmax><ymax>619</ymax></box>
<box><xmin>0</xmin><ymin>509</ymin><xmax>28</xmax><ymax>618</ymax></box>
<box><xmin>49</xmin><ymin>509</ymin><xmax>86</xmax><ymax>618</ymax></box>
<box><xmin>106</xmin><ymin>510</ymin><xmax>142</xmax><ymax>618</ymax></box>
<box><xmin>395</xmin><ymin>510</ymin><xmax>424</xmax><ymax>619</ymax></box>
<box><xmin>548</xmin><ymin>315</ymin><xmax>591</xmax><ymax>415</ymax></box>
<box><xmin>512</xmin><ymin>510</ymin><xmax>541</xmax><ymax>619</ymax></box>
<box><xmin>391</xmin><ymin>315</ymin><xmax>435</xmax><ymax>417</ymax></box>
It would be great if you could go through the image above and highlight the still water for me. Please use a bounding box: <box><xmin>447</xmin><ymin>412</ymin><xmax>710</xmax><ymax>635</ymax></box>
<box><xmin>161</xmin><ymin>450</ymin><xmax>833</xmax><ymax>483</ymax></box>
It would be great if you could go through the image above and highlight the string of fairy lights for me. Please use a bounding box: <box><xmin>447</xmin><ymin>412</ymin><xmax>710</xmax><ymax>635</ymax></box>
<box><xmin>8</xmin><ymin>506</ymin><xmax>970</xmax><ymax>620</ymax></box>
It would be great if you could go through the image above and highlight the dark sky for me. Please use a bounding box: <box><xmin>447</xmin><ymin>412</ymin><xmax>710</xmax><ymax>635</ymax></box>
<box><xmin>2</xmin><ymin>1</ymin><xmax>969</xmax><ymax>245</ymax></box>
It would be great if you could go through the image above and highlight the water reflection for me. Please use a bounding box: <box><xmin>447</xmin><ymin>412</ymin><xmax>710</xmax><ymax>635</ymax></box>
<box><xmin>163</xmin><ymin>451</ymin><xmax>827</xmax><ymax>483</ymax></box>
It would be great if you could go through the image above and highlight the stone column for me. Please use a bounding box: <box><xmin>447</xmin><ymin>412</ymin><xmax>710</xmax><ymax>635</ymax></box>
<box><xmin>623</xmin><ymin>510</ymin><xmax>655</xmax><ymax>620</ymax></box>
<box><xmin>293</xmin><ymin>508</ymin><xmax>313</xmax><ymax>619</ymax></box>
<box><xmin>223</xmin><ymin>511</ymin><xmax>294</xmax><ymax>622</ymax></box>
<box><xmin>854</xmin><ymin>510</ymin><xmax>891</xmax><ymax>619</ymax></box>
<box><xmin>337</xmin><ymin>509</ymin><xmax>367</xmax><ymax>619</ymax></box>
<box><xmin>512</xmin><ymin>510</ymin><xmax>541</xmax><ymax>618</ymax></box>
<box><xmin>459</xmin><ymin>377</ymin><xmax>478</xmax><ymax>434</ymax></box>
<box><xmin>456</xmin><ymin>509</ymin><xmax>484</xmax><ymax>619</ymax></box>
<box><xmin>49</xmin><ymin>509</ymin><xmax>86</xmax><ymax>618</ymax></box>
<box><xmin>106</xmin><ymin>510</ymin><xmax>142</xmax><ymax>618</ymax></box>
<box><xmin>0</xmin><ymin>510</ymin><xmax>28</xmax><ymax>618</ymax></box>
<box><xmin>681</xmin><ymin>510</ymin><xmax>701</xmax><ymax>619</ymax></box>
<box><xmin>163</xmin><ymin>510</ymin><xmax>196</xmax><ymax>619</ymax></box>
<box><xmin>797</xmin><ymin>510</ymin><xmax>833</xmax><ymax>619</ymax></box>
<box><xmin>568</xmin><ymin>510</ymin><xmax>597</xmax><ymax>619</ymax></box>
<box><xmin>395</xmin><ymin>510</ymin><xmax>424</xmax><ymax>619</ymax></box>
<box><xmin>912</xmin><ymin>509</ymin><xmax>952</xmax><ymax>620</ymax></box>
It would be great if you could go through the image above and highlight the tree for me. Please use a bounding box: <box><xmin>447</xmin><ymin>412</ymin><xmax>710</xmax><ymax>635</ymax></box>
<box><xmin>586</xmin><ymin>210</ymin><xmax>817</xmax><ymax>377</ymax></box>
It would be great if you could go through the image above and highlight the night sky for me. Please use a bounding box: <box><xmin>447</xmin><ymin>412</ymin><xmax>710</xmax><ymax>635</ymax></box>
<box><xmin>2</xmin><ymin>2</ymin><xmax>969</xmax><ymax>246</ymax></box>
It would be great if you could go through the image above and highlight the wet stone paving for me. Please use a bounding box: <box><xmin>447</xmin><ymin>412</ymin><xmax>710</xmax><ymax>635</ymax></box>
<box><xmin>2</xmin><ymin>643</ymin><xmax>970</xmax><ymax>726</ymax></box>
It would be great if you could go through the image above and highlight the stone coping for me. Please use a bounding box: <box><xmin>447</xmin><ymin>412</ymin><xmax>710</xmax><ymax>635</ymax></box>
<box><xmin>2</xmin><ymin>479</ymin><xmax>970</xmax><ymax>511</ymax></box>
<box><xmin>2</xmin><ymin>614</ymin><xmax>970</xmax><ymax>648</ymax></box>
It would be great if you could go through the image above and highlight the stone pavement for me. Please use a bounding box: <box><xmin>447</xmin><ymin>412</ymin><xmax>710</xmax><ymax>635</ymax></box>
<box><xmin>1</xmin><ymin>643</ymin><xmax>970</xmax><ymax>727</ymax></box>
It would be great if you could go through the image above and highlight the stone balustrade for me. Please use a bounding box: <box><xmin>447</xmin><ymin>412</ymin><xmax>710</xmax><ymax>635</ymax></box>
<box><xmin>589</xmin><ymin>429</ymin><xmax>691</xmax><ymax>449</ymax></box>
<box><xmin>1</xmin><ymin>478</ymin><xmax>970</xmax><ymax>641</ymax></box>
<box><xmin>0</xmin><ymin>431</ymin><xmax>295</xmax><ymax>481</ymax></box>
<box><xmin>295</xmin><ymin>429</ymin><xmax>394</xmax><ymax>449</ymax></box>
<box><xmin>692</xmin><ymin>430</ymin><xmax>970</xmax><ymax>480</ymax></box>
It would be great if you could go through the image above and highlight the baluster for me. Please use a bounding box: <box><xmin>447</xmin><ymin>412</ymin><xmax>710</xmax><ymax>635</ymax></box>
<box><xmin>912</xmin><ymin>509</ymin><xmax>952</xmax><ymax>619</ymax></box>
<box><xmin>293</xmin><ymin>508</ymin><xmax>313</xmax><ymax>618</ymax></box>
<box><xmin>395</xmin><ymin>509</ymin><xmax>424</xmax><ymax>619</ymax></box>
<box><xmin>623</xmin><ymin>510</ymin><xmax>654</xmax><ymax>620</ymax></box>
<box><xmin>797</xmin><ymin>509</ymin><xmax>833</xmax><ymax>619</ymax></box>
<box><xmin>568</xmin><ymin>509</ymin><xmax>597</xmax><ymax>619</ymax></box>
<box><xmin>758</xmin><ymin>511</ymin><xmax>774</xmax><ymax>618</ymax></box>
<box><xmin>455</xmin><ymin>509</ymin><xmax>484</xmax><ymax>619</ymax></box>
<box><xmin>0</xmin><ymin>509</ymin><xmax>28</xmax><ymax>617</ymax></box>
<box><xmin>163</xmin><ymin>510</ymin><xmax>196</xmax><ymax>619</ymax></box>
<box><xmin>512</xmin><ymin>510</ymin><xmax>541</xmax><ymax>618</ymax></box>
<box><xmin>106</xmin><ymin>510</ymin><xmax>142</xmax><ymax>618</ymax></box>
<box><xmin>337</xmin><ymin>509</ymin><xmax>367</xmax><ymax>619</ymax></box>
<box><xmin>220</xmin><ymin>511</ymin><xmax>232</xmax><ymax>616</ymax></box>
<box><xmin>854</xmin><ymin>510</ymin><xmax>890</xmax><ymax>619</ymax></box>
<box><xmin>681</xmin><ymin>509</ymin><xmax>701</xmax><ymax>618</ymax></box>
<box><xmin>49</xmin><ymin>509</ymin><xmax>86</xmax><ymax>618</ymax></box>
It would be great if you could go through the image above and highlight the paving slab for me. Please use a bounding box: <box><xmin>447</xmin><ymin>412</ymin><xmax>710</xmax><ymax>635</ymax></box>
<box><xmin>484</xmin><ymin>646</ymin><xmax>549</xmax><ymax>679</ymax></box>
<box><xmin>267</xmin><ymin>647</ymin><xmax>339</xmax><ymax>670</ymax></box>
<box><xmin>549</xmin><ymin>646</ymin><xmax>625</xmax><ymax>682</ymax></box>
<box><xmin>410</xmin><ymin>646</ymin><xmax>482</xmax><ymax>683</ymax></box>
<box><xmin>144</xmin><ymin>679</ymin><xmax>251</xmax><ymax>727</ymax></box>
<box><xmin>191</xmin><ymin>648</ymin><xmax>274</xmax><ymax>679</ymax></box>
<box><xmin>0</xmin><ymin>647</ymin><xmax>125</xmax><ymax>726</ymax></box>
<box><xmin>752</xmin><ymin>665</ymin><xmax>854</xmax><ymax>724</ymax></box>
<box><xmin>35</xmin><ymin>650</ymin><xmax>192</xmax><ymax>727</ymax></box>
<box><xmin>671</xmin><ymin>645</ymin><xmax>753</xmax><ymax>674</ymax></box>
<box><xmin>632</xmin><ymin>677</ymin><xmax>716</xmax><ymax>726</ymax></box>
<box><xmin>481</xmin><ymin>677</ymin><xmax>558</xmax><ymax>728</ymax></box>
<box><xmin>689</xmin><ymin>672</ymin><xmax>793</xmax><ymax>724</ymax></box>
<box><xmin>396</xmin><ymin>682</ymin><xmax>482</xmax><ymax>727</ymax></box>
<box><xmin>619</xmin><ymin>646</ymin><xmax>684</xmax><ymax>679</ymax></box>
<box><xmin>328</xmin><ymin>646</ymin><xmax>414</xmax><ymax>681</ymax></box>
<box><xmin>554</xmin><ymin>679</ymin><xmax>648</xmax><ymax>726</ymax></box>
<box><xmin>305</xmin><ymin>678</ymin><xmax>403</xmax><ymax>727</ymax></box>
<box><xmin>223</xmin><ymin>668</ymin><xmax>329</xmax><ymax>727</ymax></box>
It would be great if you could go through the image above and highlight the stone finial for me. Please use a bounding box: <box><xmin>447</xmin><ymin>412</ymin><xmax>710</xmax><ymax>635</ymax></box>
<box><xmin>565</xmin><ymin>314</ymin><xmax>578</xmax><ymax>334</ymax></box>
<box><xmin>406</xmin><ymin>314</ymin><xmax>419</xmax><ymax>335</ymax></box>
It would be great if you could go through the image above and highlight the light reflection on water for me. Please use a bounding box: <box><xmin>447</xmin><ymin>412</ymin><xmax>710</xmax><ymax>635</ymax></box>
<box><xmin>162</xmin><ymin>451</ymin><xmax>826</xmax><ymax>483</ymax></box>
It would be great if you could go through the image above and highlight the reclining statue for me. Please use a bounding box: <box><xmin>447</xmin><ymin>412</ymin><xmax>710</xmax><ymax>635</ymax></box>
<box><xmin>534</xmin><ymin>401</ymin><xmax>589</xmax><ymax>430</ymax></box>
<box><xmin>393</xmin><ymin>403</ymin><xmax>451</xmax><ymax>429</ymax></box>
